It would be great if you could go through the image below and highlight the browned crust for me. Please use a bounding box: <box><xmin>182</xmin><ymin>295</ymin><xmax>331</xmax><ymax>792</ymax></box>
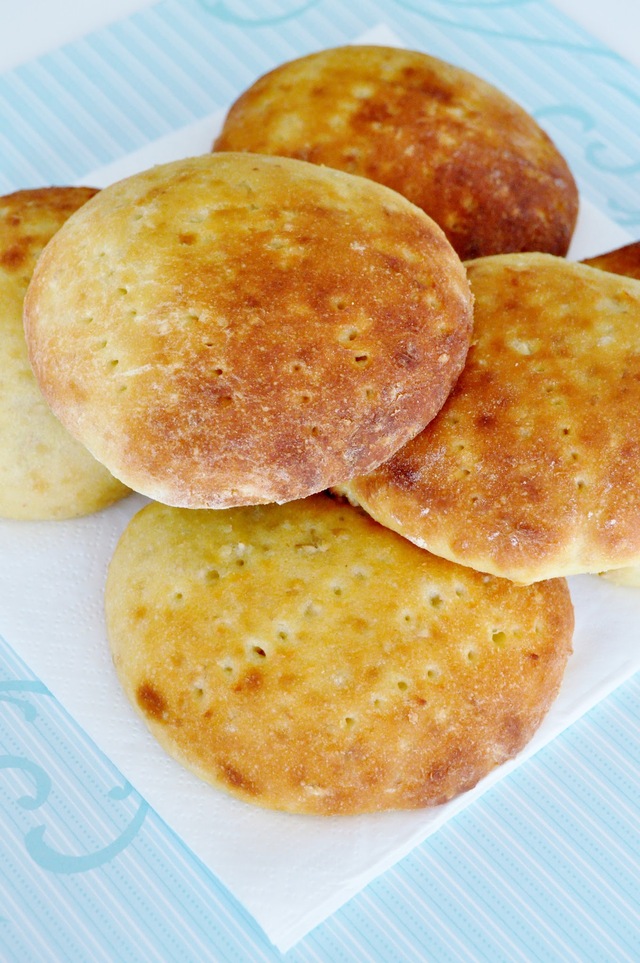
<box><xmin>24</xmin><ymin>153</ymin><xmax>473</xmax><ymax>508</ymax></box>
<box><xmin>214</xmin><ymin>45</ymin><xmax>579</xmax><ymax>260</ymax></box>
<box><xmin>0</xmin><ymin>187</ymin><xmax>98</xmax><ymax>275</ymax></box>
<box><xmin>341</xmin><ymin>253</ymin><xmax>640</xmax><ymax>583</ymax></box>
<box><xmin>106</xmin><ymin>495</ymin><xmax>573</xmax><ymax>815</ymax></box>
<box><xmin>582</xmin><ymin>241</ymin><xmax>640</xmax><ymax>281</ymax></box>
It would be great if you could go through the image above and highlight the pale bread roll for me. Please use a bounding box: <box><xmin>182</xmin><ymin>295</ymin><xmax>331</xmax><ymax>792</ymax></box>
<box><xmin>600</xmin><ymin>566</ymin><xmax>640</xmax><ymax>587</ymax></box>
<box><xmin>340</xmin><ymin>254</ymin><xmax>640</xmax><ymax>584</ymax></box>
<box><xmin>106</xmin><ymin>494</ymin><xmax>573</xmax><ymax>815</ymax></box>
<box><xmin>214</xmin><ymin>45</ymin><xmax>578</xmax><ymax>260</ymax></box>
<box><xmin>24</xmin><ymin>153</ymin><xmax>473</xmax><ymax>509</ymax></box>
<box><xmin>0</xmin><ymin>187</ymin><xmax>129</xmax><ymax>520</ymax></box>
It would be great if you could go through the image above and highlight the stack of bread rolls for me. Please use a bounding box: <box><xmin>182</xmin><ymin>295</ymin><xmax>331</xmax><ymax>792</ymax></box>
<box><xmin>8</xmin><ymin>46</ymin><xmax>639</xmax><ymax>814</ymax></box>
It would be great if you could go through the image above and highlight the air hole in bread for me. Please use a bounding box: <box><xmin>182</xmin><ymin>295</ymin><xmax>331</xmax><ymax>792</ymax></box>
<box><xmin>397</xmin><ymin>680</ymin><xmax>408</xmax><ymax>691</ymax></box>
<box><xmin>426</xmin><ymin>667</ymin><xmax>440</xmax><ymax>681</ymax></box>
<box><xmin>205</xmin><ymin>568</ymin><xmax>220</xmax><ymax>581</ymax></box>
<box><xmin>492</xmin><ymin>630</ymin><xmax>507</xmax><ymax>646</ymax></box>
<box><xmin>509</xmin><ymin>338</ymin><xmax>536</xmax><ymax>355</ymax></box>
<box><xmin>339</xmin><ymin>327</ymin><xmax>359</xmax><ymax>343</ymax></box>
<box><xmin>353</xmin><ymin>353</ymin><xmax>370</xmax><ymax>367</ymax></box>
<box><xmin>218</xmin><ymin>395</ymin><xmax>233</xmax><ymax>407</ymax></box>
<box><xmin>252</xmin><ymin>645</ymin><xmax>267</xmax><ymax>658</ymax></box>
<box><xmin>344</xmin><ymin>716</ymin><xmax>355</xmax><ymax>728</ymax></box>
<box><xmin>430</xmin><ymin>593</ymin><xmax>443</xmax><ymax>608</ymax></box>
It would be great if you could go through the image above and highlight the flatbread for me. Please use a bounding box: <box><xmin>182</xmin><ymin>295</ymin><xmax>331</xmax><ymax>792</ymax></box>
<box><xmin>0</xmin><ymin>187</ymin><xmax>129</xmax><ymax>520</ymax></box>
<box><xmin>214</xmin><ymin>45</ymin><xmax>579</xmax><ymax>260</ymax></box>
<box><xmin>24</xmin><ymin>152</ymin><xmax>473</xmax><ymax>508</ymax></box>
<box><xmin>339</xmin><ymin>253</ymin><xmax>640</xmax><ymax>583</ymax></box>
<box><xmin>105</xmin><ymin>494</ymin><xmax>573</xmax><ymax>815</ymax></box>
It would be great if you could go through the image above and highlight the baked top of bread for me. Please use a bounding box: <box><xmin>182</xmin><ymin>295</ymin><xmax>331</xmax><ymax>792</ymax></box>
<box><xmin>214</xmin><ymin>45</ymin><xmax>579</xmax><ymax>261</ymax></box>
<box><xmin>106</xmin><ymin>493</ymin><xmax>573</xmax><ymax>815</ymax></box>
<box><xmin>24</xmin><ymin>153</ymin><xmax>473</xmax><ymax>509</ymax></box>
<box><xmin>0</xmin><ymin>187</ymin><xmax>129</xmax><ymax>520</ymax></box>
<box><xmin>340</xmin><ymin>253</ymin><xmax>640</xmax><ymax>584</ymax></box>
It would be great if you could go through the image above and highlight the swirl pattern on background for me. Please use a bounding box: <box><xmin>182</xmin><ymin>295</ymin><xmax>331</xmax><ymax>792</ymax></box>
<box><xmin>197</xmin><ymin>0</ymin><xmax>320</xmax><ymax>24</ymax></box>
<box><xmin>1</xmin><ymin>676</ymin><xmax>148</xmax><ymax>873</ymax></box>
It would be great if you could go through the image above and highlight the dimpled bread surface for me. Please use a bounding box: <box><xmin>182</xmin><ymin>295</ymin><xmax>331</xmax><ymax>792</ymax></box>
<box><xmin>105</xmin><ymin>494</ymin><xmax>573</xmax><ymax>815</ymax></box>
<box><xmin>24</xmin><ymin>153</ymin><xmax>473</xmax><ymax>508</ymax></box>
<box><xmin>340</xmin><ymin>254</ymin><xmax>640</xmax><ymax>584</ymax></box>
<box><xmin>0</xmin><ymin>187</ymin><xmax>129</xmax><ymax>520</ymax></box>
<box><xmin>213</xmin><ymin>45</ymin><xmax>578</xmax><ymax>261</ymax></box>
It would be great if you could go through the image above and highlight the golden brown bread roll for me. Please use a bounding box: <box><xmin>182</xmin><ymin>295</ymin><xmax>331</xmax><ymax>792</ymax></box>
<box><xmin>214</xmin><ymin>45</ymin><xmax>579</xmax><ymax>260</ymax></box>
<box><xmin>106</xmin><ymin>494</ymin><xmax>573</xmax><ymax>815</ymax></box>
<box><xmin>24</xmin><ymin>153</ymin><xmax>473</xmax><ymax>509</ymax></box>
<box><xmin>339</xmin><ymin>253</ymin><xmax>640</xmax><ymax>584</ymax></box>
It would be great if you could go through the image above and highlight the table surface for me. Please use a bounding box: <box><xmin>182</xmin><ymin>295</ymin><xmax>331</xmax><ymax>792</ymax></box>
<box><xmin>1</xmin><ymin>1</ymin><xmax>639</xmax><ymax>960</ymax></box>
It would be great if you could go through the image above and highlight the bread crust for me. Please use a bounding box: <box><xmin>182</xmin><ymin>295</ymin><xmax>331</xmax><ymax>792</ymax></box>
<box><xmin>582</xmin><ymin>241</ymin><xmax>640</xmax><ymax>281</ymax></box>
<box><xmin>341</xmin><ymin>254</ymin><xmax>640</xmax><ymax>583</ymax></box>
<box><xmin>106</xmin><ymin>495</ymin><xmax>573</xmax><ymax>815</ymax></box>
<box><xmin>24</xmin><ymin>153</ymin><xmax>473</xmax><ymax>508</ymax></box>
<box><xmin>214</xmin><ymin>45</ymin><xmax>578</xmax><ymax>260</ymax></box>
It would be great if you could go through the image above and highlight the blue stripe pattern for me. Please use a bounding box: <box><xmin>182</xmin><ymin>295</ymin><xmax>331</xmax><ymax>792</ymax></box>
<box><xmin>1</xmin><ymin>0</ymin><xmax>640</xmax><ymax>224</ymax></box>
